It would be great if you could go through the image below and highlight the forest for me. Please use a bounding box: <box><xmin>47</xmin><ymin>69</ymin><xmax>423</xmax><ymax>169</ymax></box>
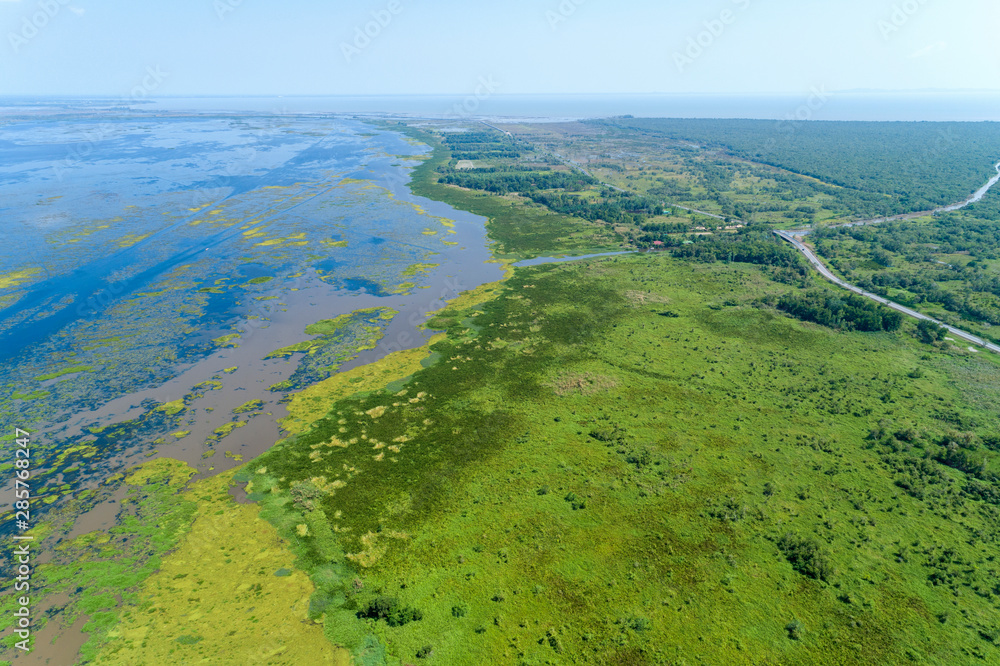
<box><xmin>599</xmin><ymin>118</ymin><xmax>1000</xmax><ymax>219</ymax></box>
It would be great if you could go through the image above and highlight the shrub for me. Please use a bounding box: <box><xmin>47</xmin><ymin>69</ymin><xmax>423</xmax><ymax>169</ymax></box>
<box><xmin>786</xmin><ymin>619</ymin><xmax>804</xmax><ymax>640</ymax></box>
<box><xmin>416</xmin><ymin>645</ymin><xmax>433</xmax><ymax>659</ymax></box>
<box><xmin>777</xmin><ymin>533</ymin><xmax>833</xmax><ymax>581</ymax></box>
<box><xmin>357</xmin><ymin>596</ymin><xmax>423</xmax><ymax>627</ymax></box>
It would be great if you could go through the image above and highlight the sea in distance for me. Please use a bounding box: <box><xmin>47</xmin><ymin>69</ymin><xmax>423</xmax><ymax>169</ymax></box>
<box><xmin>2</xmin><ymin>91</ymin><xmax>1000</xmax><ymax>122</ymax></box>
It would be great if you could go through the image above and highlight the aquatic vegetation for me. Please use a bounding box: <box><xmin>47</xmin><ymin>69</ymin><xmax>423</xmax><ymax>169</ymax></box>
<box><xmin>233</xmin><ymin>399</ymin><xmax>265</xmax><ymax>414</ymax></box>
<box><xmin>265</xmin><ymin>308</ymin><xmax>399</xmax><ymax>392</ymax></box>
<box><xmin>34</xmin><ymin>365</ymin><xmax>94</xmax><ymax>382</ymax></box>
<box><xmin>0</xmin><ymin>268</ymin><xmax>42</xmax><ymax>289</ymax></box>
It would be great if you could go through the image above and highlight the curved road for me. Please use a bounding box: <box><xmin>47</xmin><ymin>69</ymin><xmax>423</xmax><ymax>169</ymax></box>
<box><xmin>775</xmin><ymin>161</ymin><xmax>1000</xmax><ymax>354</ymax></box>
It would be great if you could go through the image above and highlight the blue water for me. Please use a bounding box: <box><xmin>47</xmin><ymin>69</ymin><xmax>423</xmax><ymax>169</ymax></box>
<box><xmin>4</xmin><ymin>93</ymin><xmax>999</xmax><ymax>122</ymax></box>
<box><xmin>0</xmin><ymin>113</ymin><xmax>496</xmax><ymax>452</ymax></box>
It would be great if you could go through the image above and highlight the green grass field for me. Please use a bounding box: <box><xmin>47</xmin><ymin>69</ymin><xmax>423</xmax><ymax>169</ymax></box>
<box><xmin>244</xmin><ymin>252</ymin><xmax>1000</xmax><ymax>665</ymax></box>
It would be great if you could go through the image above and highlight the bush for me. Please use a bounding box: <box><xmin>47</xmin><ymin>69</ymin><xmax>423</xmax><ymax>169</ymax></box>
<box><xmin>786</xmin><ymin>619</ymin><xmax>804</xmax><ymax>640</ymax></box>
<box><xmin>777</xmin><ymin>533</ymin><xmax>833</xmax><ymax>581</ymax></box>
<box><xmin>416</xmin><ymin>645</ymin><xmax>433</xmax><ymax>659</ymax></box>
<box><xmin>357</xmin><ymin>596</ymin><xmax>423</xmax><ymax>627</ymax></box>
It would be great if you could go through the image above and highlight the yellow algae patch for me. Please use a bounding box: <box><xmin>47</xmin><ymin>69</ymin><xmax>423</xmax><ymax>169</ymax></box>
<box><xmin>171</xmin><ymin>430</ymin><xmax>191</xmax><ymax>439</ymax></box>
<box><xmin>430</xmin><ymin>279</ymin><xmax>506</xmax><ymax>314</ymax></box>
<box><xmin>116</xmin><ymin>233</ymin><xmax>151</xmax><ymax>249</ymax></box>
<box><xmin>320</xmin><ymin>239</ymin><xmax>348</xmax><ymax>248</ymax></box>
<box><xmin>421</xmin><ymin>228</ymin><xmax>438</xmax><ymax>236</ymax></box>
<box><xmin>365</xmin><ymin>405</ymin><xmax>387</xmax><ymax>419</ymax></box>
<box><xmin>312</xmin><ymin>435</ymin><xmax>349</xmax><ymax>449</ymax></box>
<box><xmin>0</xmin><ymin>268</ymin><xmax>42</xmax><ymax>289</ymax></box>
<box><xmin>94</xmin><ymin>469</ymin><xmax>347</xmax><ymax>666</ymax></box>
<box><xmin>282</xmin><ymin>337</ymin><xmax>443</xmax><ymax>434</ymax></box>
<box><xmin>0</xmin><ymin>293</ymin><xmax>21</xmax><ymax>309</ymax></box>
<box><xmin>309</xmin><ymin>476</ymin><xmax>347</xmax><ymax>494</ymax></box>
<box><xmin>345</xmin><ymin>529</ymin><xmax>409</xmax><ymax>568</ymax></box>
<box><xmin>242</xmin><ymin>225</ymin><xmax>269</xmax><ymax>238</ymax></box>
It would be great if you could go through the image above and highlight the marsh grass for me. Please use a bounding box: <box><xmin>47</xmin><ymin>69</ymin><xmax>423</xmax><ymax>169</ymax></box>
<box><xmin>244</xmin><ymin>253</ymin><xmax>1000</xmax><ymax>664</ymax></box>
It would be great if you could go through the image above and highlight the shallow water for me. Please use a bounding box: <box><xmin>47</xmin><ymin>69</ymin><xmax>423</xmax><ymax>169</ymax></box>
<box><xmin>0</xmin><ymin>113</ymin><xmax>503</xmax><ymax>525</ymax></box>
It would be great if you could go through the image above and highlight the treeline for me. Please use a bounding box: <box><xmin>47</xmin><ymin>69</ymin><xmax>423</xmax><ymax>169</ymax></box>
<box><xmin>598</xmin><ymin>118</ymin><xmax>1000</xmax><ymax>219</ymax></box>
<box><xmin>439</xmin><ymin>170</ymin><xmax>594</xmax><ymax>194</ymax></box>
<box><xmin>774</xmin><ymin>289</ymin><xmax>903</xmax><ymax>332</ymax></box>
<box><xmin>438</xmin><ymin>162</ymin><xmax>667</xmax><ymax>227</ymax></box>
<box><xmin>670</xmin><ymin>231</ymin><xmax>805</xmax><ymax>268</ymax></box>
<box><xmin>530</xmin><ymin>190</ymin><xmax>664</xmax><ymax>226</ymax></box>
<box><xmin>441</xmin><ymin>130</ymin><xmax>524</xmax><ymax>161</ymax></box>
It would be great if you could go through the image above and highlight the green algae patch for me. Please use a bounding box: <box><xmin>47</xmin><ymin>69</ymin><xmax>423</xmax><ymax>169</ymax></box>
<box><xmin>11</xmin><ymin>390</ymin><xmax>49</xmax><ymax>401</ymax></box>
<box><xmin>213</xmin><ymin>333</ymin><xmax>241</xmax><ymax>348</ymax></box>
<box><xmin>0</xmin><ymin>268</ymin><xmax>42</xmax><ymax>289</ymax></box>
<box><xmin>34</xmin><ymin>365</ymin><xmax>94</xmax><ymax>382</ymax></box>
<box><xmin>209</xmin><ymin>420</ymin><xmax>246</xmax><ymax>441</ymax></box>
<box><xmin>390</xmin><ymin>282</ymin><xmax>416</xmax><ymax>295</ymax></box>
<box><xmin>171</xmin><ymin>430</ymin><xmax>191</xmax><ymax>439</ymax></box>
<box><xmin>264</xmin><ymin>308</ymin><xmax>398</xmax><ymax>390</ymax></box>
<box><xmin>123</xmin><ymin>457</ymin><xmax>196</xmax><ymax>488</ymax></box>
<box><xmin>92</xmin><ymin>469</ymin><xmax>347</xmax><ymax>666</ymax></box>
<box><xmin>246</xmin><ymin>276</ymin><xmax>274</xmax><ymax>285</ymax></box>
<box><xmin>402</xmin><ymin>262</ymin><xmax>440</xmax><ymax>278</ymax></box>
<box><xmin>155</xmin><ymin>399</ymin><xmax>186</xmax><ymax>417</ymax></box>
<box><xmin>233</xmin><ymin>399</ymin><xmax>265</xmax><ymax>414</ymax></box>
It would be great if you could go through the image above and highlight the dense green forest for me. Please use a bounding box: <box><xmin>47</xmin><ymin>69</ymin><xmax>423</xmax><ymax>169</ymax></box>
<box><xmin>773</xmin><ymin>289</ymin><xmax>904</xmax><ymax>332</ymax></box>
<box><xmin>599</xmin><ymin>118</ymin><xmax>1000</xmax><ymax>218</ymax></box>
<box><xmin>671</xmin><ymin>229</ymin><xmax>807</xmax><ymax>271</ymax></box>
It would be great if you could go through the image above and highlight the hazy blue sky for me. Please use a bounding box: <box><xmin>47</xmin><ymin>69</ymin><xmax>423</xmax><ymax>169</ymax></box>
<box><xmin>1</xmin><ymin>0</ymin><xmax>997</xmax><ymax>96</ymax></box>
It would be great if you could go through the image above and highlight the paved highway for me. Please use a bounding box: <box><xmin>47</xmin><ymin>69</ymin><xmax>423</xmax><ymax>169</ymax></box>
<box><xmin>775</xmin><ymin>229</ymin><xmax>1000</xmax><ymax>354</ymax></box>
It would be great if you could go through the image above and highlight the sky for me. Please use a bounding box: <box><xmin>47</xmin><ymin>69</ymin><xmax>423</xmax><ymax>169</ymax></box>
<box><xmin>0</xmin><ymin>0</ymin><xmax>998</xmax><ymax>97</ymax></box>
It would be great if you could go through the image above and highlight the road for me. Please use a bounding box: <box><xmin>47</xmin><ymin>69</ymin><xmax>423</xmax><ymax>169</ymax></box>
<box><xmin>774</xmin><ymin>229</ymin><xmax>1000</xmax><ymax>354</ymax></box>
